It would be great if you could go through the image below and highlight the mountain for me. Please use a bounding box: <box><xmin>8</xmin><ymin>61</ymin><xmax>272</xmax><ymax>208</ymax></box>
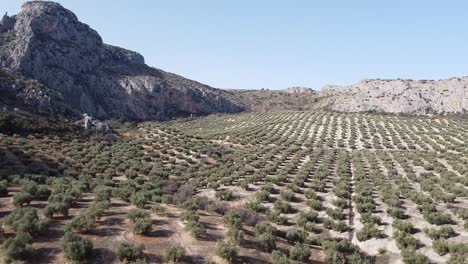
<box><xmin>320</xmin><ymin>78</ymin><xmax>468</xmax><ymax>115</ymax></box>
<box><xmin>0</xmin><ymin>1</ymin><xmax>244</xmax><ymax>121</ymax></box>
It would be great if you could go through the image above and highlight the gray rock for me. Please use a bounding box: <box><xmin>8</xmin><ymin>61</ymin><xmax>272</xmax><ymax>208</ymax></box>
<box><xmin>75</xmin><ymin>113</ymin><xmax>112</xmax><ymax>133</ymax></box>
<box><xmin>0</xmin><ymin>1</ymin><xmax>244</xmax><ymax>121</ymax></box>
<box><xmin>0</xmin><ymin>13</ymin><xmax>16</xmax><ymax>33</ymax></box>
<box><xmin>0</xmin><ymin>69</ymin><xmax>74</xmax><ymax>116</ymax></box>
<box><xmin>320</xmin><ymin>78</ymin><xmax>468</xmax><ymax>115</ymax></box>
<box><xmin>285</xmin><ymin>87</ymin><xmax>316</xmax><ymax>94</ymax></box>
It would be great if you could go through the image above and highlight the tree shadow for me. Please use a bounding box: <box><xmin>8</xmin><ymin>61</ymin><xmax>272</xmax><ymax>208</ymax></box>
<box><xmin>90</xmin><ymin>247</ymin><xmax>117</xmax><ymax>264</ymax></box>
<box><xmin>235</xmin><ymin>255</ymin><xmax>270</xmax><ymax>264</ymax></box>
<box><xmin>33</xmin><ymin>247</ymin><xmax>61</xmax><ymax>263</ymax></box>
<box><xmin>88</xmin><ymin>227</ymin><xmax>122</xmax><ymax>237</ymax></box>
<box><xmin>145</xmin><ymin>253</ymin><xmax>163</xmax><ymax>264</ymax></box>
<box><xmin>146</xmin><ymin>229</ymin><xmax>174</xmax><ymax>238</ymax></box>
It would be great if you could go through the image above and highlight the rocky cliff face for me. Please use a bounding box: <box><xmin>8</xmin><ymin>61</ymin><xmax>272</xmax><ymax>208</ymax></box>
<box><xmin>0</xmin><ymin>69</ymin><xmax>74</xmax><ymax>116</ymax></box>
<box><xmin>0</xmin><ymin>1</ymin><xmax>244</xmax><ymax>120</ymax></box>
<box><xmin>320</xmin><ymin>78</ymin><xmax>468</xmax><ymax>115</ymax></box>
<box><xmin>285</xmin><ymin>87</ymin><xmax>315</xmax><ymax>94</ymax></box>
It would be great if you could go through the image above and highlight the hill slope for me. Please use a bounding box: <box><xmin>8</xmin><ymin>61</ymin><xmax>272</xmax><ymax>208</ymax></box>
<box><xmin>0</xmin><ymin>1</ymin><xmax>244</xmax><ymax>121</ymax></box>
<box><xmin>321</xmin><ymin>78</ymin><xmax>468</xmax><ymax>115</ymax></box>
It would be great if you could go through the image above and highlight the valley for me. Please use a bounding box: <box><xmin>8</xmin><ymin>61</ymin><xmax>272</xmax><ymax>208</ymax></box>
<box><xmin>1</xmin><ymin>110</ymin><xmax>467</xmax><ymax>263</ymax></box>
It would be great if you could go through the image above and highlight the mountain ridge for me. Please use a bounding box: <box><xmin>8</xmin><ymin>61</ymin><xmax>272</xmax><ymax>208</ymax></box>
<box><xmin>0</xmin><ymin>1</ymin><xmax>244</xmax><ymax>121</ymax></box>
<box><xmin>320</xmin><ymin>77</ymin><xmax>468</xmax><ymax>114</ymax></box>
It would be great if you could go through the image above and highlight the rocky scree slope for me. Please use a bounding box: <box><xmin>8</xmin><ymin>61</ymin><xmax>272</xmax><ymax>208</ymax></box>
<box><xmin>0</xmin><ymin>1</ymin><xmax>244</xmax><ymax>121</ymax></box>
<box><xmin>320</xmin><ymin>78</ymin><xmax>468</xmax><ymax>115</ymax></box>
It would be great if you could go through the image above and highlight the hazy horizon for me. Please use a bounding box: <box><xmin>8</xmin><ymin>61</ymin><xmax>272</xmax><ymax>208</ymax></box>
<box><xmin>4</xmin><ymin>0</ymin><xmax>468</xmax><ymax>90</ymax></box>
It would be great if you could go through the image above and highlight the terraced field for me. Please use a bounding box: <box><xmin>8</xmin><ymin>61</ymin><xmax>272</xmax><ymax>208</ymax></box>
<box><xmin>0</xmin><ymin>110</ymin><xmax>467</xmax><ymax>263</ymax></box>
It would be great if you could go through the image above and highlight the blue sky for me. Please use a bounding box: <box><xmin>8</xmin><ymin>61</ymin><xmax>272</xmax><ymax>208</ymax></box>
<box><xmin>4</xmin><ymin>1</ymin><xmax>468</xmax><ymax>90</ymax></box>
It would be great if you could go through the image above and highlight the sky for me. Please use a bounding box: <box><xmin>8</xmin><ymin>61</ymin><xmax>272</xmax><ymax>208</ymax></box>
<box><xmin>3</xmin><ymin>0</ymin><xmax>468</xmax><ymax>90</ymax></box>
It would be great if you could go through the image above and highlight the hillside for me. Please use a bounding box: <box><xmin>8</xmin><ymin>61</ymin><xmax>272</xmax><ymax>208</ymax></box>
<box><xmin>320</xmin><ymin>78</ymin><xmax>468</xmax><ymax>115</ymax></box>
<box><xmin>0</xmin><ymin>1</ymin><xmax>244</xmax><ymax>121</ymax></box>
<box><xmin>229</xmin><ymin>89</ymin><xmax>322</xmax><ymax>112</ymax></box>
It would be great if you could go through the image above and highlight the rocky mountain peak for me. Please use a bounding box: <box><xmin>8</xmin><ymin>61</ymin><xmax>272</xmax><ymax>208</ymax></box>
<box><xmin>0</xmin><ymin>1</ymin><xmax>243</xmax><ymax>120</ymax></box>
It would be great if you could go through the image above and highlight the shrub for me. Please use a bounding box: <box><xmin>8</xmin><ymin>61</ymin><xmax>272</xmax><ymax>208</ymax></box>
<box><xmin>21</xmin><ymin>180</ymin><xmax>38</xmax><ymax>196</ymax></box>
<box><xmin>271</xmin><ymin>250</ymin><xmax>290</xmax><ymax>264</ymax></box>
<box><xmin>322</xmin><ymin>240</ymin><xmax>366</xmax><ymax>264</ymax></box>
<box><xmin>307</xmin><ymin>198</ymin><xmax>323</xmax><ymax>210</ymax></box>
<box><xmin>387</xmin><ymin>207</ymin><xmax>406</xmax><ymax>219</ymax></box>
<box><xmin>215</xmin><ymin>189</ymin><xmax>234</xmax><ymax>201</ymax></box>
<box><xmin>255</xmin><ymin>221</ymin><xmax>276</xmax><ymax>236</ymax></box>
<box><xmin>44</xmin><ymin>202</ymin><xmax>69</xmax><ymax>218</ymax></box>
<box><xmin>227</xmin><ymin>226</ymin><xmax>243</xmax><ymax>245</ymax></box>
<box><xmin>356</xmin><ymin>224</ymin><xmax>382</xmax><ymax>241</ymax></box>
<box><xmin>255</xmin><ymin>190</ymin><xmax>270</xmax><ymax>202</ymax></box>
<box><xmin>326</xmin><ymin>207</ymin><xmax>345</xmax><ymax>220</ymax></box>
<box><xmin>401</xmin><ymin>249</ymin><xmax>429</xmax><ymax>264</ymax></box>
<box><xmin>424</xmin><ymin>212</ymin><xmax>453</xmax><ymax>225</ymax></box>
<box><xmin>432</xmin><ymin>239</ymin><xmax>449</xmax><ymax>256</ymax></box>
<box><xmin>151</xmin><ymin>204</ymin><xmax>166</xmax><ymax>216</ymax></box>
<box><xmin>205</xmin><ymin>203</ymin><xmax>218</xmax><ymax>215</ymax></box>
<box><xmin>62</xmin><ymin>232</ymin><xmax>93</xmax><ymax>262</ymax></box>
<box><xmin>4</xmin><ymin>207</ymin><xmax>49</xmax><ymax>236</ymax></box>
<box><xmin>360</xmin><ymin>212</ymin><xmax>381</xmax><ymax>225</ymax></box>
<box><xmin>324</xmin><ymin>219</ymin><xmax>348</xmax><ymax>232</ymax></box>
<box><xmin>130</xmin><ymin>193</ymin><xmax>148</xmax><ymax>208</ymax></box>
<box><xmin>447</xmin><ymin>254</ymin><xmax>466</xmax><ymax>264</ymax></box>
<box><xmin>266</xmin><ymin>210</ymin><xmax>288</xmax><ymax>225</ymax></box>
<box><xmin>35</xmin><ymin>185</ymin><xmax>51</xmax><ymax>199</ymax></box>
<box><xmin>280</xmin><ymin>190</ymin><xmax>294</xmax><ymax>201</ymax></box>
<box><xmin>378</xmin><ymin>248</ymin><xmax>387</xmax><ymax>255</ymax></box>
<box><xmin>223</xmin><ymin>210</ymin><xmax>242</xmax><ymax>229</ymax></box>
<box><xmin>305</xmin><ymin>189</ymin><xmax>318</xmax><ymax>200</ymax></box>
<box><xmin>274</xmin><ymin>199</ymin><xmax>291</xmax><ymax>214</ymax></box>
<box><xmin>133</xmin><ymin>217</ymin><xmax>152</xmax><ymax>235</ymax></box>
<box><xmin>424</xmin><ymin>226</ymin><xmax>456</xmax><ymax>240</ymax></box>
<box><xmin>2</xmin><ymin>233</ymin><xmax>33</xmax><ymax>264</ymax></box>
<box><xmin>12</xmin><ymin>191</ymin><xmax>33</xmax><ymax>207</ymax></box>
<box><xmin>165</xmin><ymin>244</ymin><xmax>186</xmax><ymax>262</ymax></box>
<box><xmin>0</xmin><ymin>180</ymin><xmax>8</xmax><ymax>196</ymax></box>
<box><xmin>247</xmin><ymin>200</ymin><xmax>266</xmax><ymax>212</ymax></box>
<box><xmin>256</xmin><ymin>233</ymin><xmax>276</xmax><ymax>252</ymax></box>
<box><xmin>126</xmin><ymin>209</ymin><xmax>150</xmax><ymax>222</ymax></box>
<box><xmin>289</xmin><ymin>243</ymin><xmax>311</xmax><ymax>261</ymax></box>
<box><xmin>394</xmin><ymin>230</ymin><xmax>417</xmax><ymax>251</ymax></box>
<box><xmin>297</xmin><ymin>210</ymin><xmax>319</xmax><ymax>226</ymax></box>
<box><xmin>86</xmin><ymin>201</ymin><xmax>110</xmax><ymax>220</ymax></box>
<box><xmin>172</xmin><ymin>182</ymin><xmax>195</xmax><ymax>205</ymax></box>
<box><xmin>181</xmin><ymin>210</ymin><xmax>200</xmax><ymax>223</ymax></box>
<box><xmin>392</xmin><ymin>220</ymin><xmax>414</xmax><ymax>233</ymax></box>
<box><xmin>185</xmin><ymin>220</ymin><xmax>206</xmax><ymax>238</ymax></box>
<box><xmin>216</xmin><ymin>242</ymin><xmax>238</xmax><ymax>263</ymax></box>
<box><xmin>285</xmin><ymin>228</ymin><xmax>308</xmax><ymax>244</ymax></box>
<box><xmin>67</xmin><ymin>214</ymin><xmax>96</xmax><ymax>233</ymax></box>
<box><xmin>117</xmin><ymin>242</ymin><xmax>145</xmax><ymax>262</ymax></box>
<box><xmin>94</xmin><ymin>185</ymin><xmax>112</xmax><ymax>202</ymax></box>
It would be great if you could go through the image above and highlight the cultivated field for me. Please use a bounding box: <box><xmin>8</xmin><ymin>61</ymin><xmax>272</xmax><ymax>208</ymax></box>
<box><xmin>0</xmin><ymin>111</ymin><xmax>467</xmax><ymax>263</ymax></box>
